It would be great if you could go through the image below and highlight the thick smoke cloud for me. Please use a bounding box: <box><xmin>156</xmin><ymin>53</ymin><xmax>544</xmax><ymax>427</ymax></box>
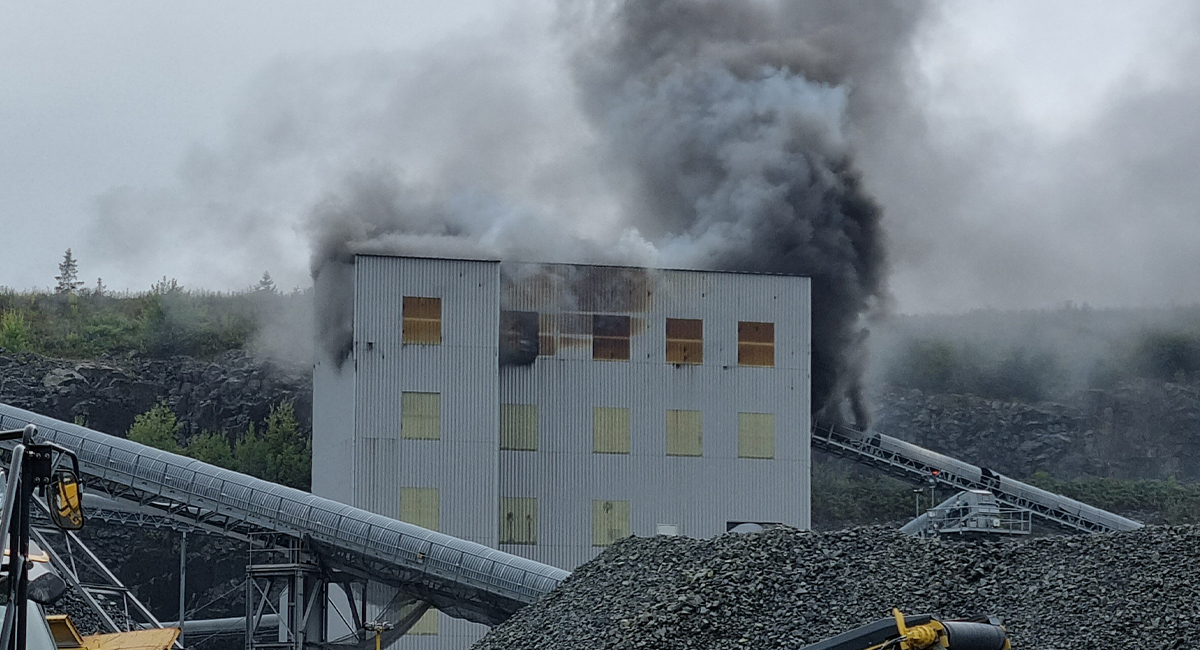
<box><xmin>311</xmin><ymin>0</ymin><xmax>927</xmax><ymax>425</ymax></box>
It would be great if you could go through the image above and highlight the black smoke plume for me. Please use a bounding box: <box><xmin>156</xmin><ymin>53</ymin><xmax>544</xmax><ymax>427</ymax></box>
<box><xmin>313</xmin><ymin>0</ymin><xmax>922</xmax><ymax>426</ymax></box>
<box><xmin>562</xmin><ymin>0</ymin><xmax>906</xmax><ymax>425</ymax></box>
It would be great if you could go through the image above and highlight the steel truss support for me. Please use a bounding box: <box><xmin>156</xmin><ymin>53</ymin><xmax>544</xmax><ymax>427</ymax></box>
<box><xmin>244</xmin><ymin>536</ymin><xmax>435</xmax><ymax>650</ymax></box>
<box><xmin>29</xmin><ymin>507</ymin><xmax>164</xmax><ymax>634</ymax></box>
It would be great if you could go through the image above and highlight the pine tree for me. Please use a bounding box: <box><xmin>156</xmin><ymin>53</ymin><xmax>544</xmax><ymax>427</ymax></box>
<box><xmin>94</xmin><ymin>277</ymin><xmax>106</xmax><ymax>296</ymax></box>
<box><xmin>55</xmin><ymin>249</ymin><xmax>83</xmax><ymax>294</ymax></box>
<box><xmin>255</xmin><ymin>271</ymin><xmax>277</xmax><ymax>294</ymax></box>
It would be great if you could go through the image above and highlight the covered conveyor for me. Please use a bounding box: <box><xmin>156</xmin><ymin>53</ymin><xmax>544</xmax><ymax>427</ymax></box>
<box><xmin>0</xmin><ymin>403</ymin><xmax>568</xmax><ymax>629</ymax></box>
<box><xmin>812</xmin><ymin>421</ymin><xmax>1142</xmax><ymax>534</ymax></box>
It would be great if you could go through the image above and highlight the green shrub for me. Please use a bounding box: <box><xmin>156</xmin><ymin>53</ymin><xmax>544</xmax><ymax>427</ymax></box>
<box><xmin>186</xmin><ymin>431</ymin><xmax>235</xmax><ymax>469</ymax></box>
<box><xmin>0</xmin><ymin>310</ymin><xmax>33</xmax><ymax>353</ymax></box>
<box><xmin>128</xmin><ymin>403</ymin><xmax>182</xmax><ymax>453</ymax></box>
<box><xmin>1130</xmin><ymin>330</ymin><xmax>1200</xmax><ymax>381</ymax></box>
<box><xmin>235</xmin><ymin>402</ymin><xmax>310</xmax><ymax>490</ymax></box>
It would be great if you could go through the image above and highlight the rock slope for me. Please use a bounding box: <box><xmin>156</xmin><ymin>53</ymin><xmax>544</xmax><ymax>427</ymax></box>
<box><xmin>475</xmin><ymin>526</ymin><xmax>1199</xmax><ymax>650</ymax></box>
<box><xmin>0</xmin><ymin>351</ymin><xmax>310</xmax><ymax>438</ymax></box>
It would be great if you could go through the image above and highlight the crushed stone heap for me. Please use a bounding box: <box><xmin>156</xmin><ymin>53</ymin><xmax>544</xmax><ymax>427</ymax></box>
<box><xmin>474</xmin><ymin>525</ymin><xmax>1199</xmax><ymax>650</ymax></box>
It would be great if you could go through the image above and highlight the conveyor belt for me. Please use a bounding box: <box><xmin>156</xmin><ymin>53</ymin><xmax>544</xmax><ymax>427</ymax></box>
<box><xmin>0</xmin><ymin>403</ymin><xmax>568</xmax><ymax>626</ymax></box>
<box><xmin>812</xmin><ymin>421</ymin><xmax>1142</xmax><ymax>533</ymax></box>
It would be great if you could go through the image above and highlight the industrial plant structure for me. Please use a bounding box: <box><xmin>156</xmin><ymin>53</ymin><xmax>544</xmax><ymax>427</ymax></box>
<box><xmin>312</xmin><ymin>254</ymin><xmax>812</xmax><ymax>647</ymax></box>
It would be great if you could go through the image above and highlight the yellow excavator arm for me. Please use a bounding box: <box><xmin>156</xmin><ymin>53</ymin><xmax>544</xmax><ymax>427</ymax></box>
<box><xmin>799</xmin><ymin>609</ymin><xmax>1009</xmax><ymax>650</ymax></box>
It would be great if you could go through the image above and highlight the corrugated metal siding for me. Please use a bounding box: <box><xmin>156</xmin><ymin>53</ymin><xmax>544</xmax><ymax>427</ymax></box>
<box><xmin>324</xmin><ymin>257</ymin><xmax>809</xmax><ymax>645</ymax></box>
<box><xmin>498</xmin><ymin>265</ymin><xmax>810</xmax><ymax>571</ymax></box>
<box><xmin>353</xmin><ymin>255</ymin><xmax>502</xmax><ymax>650</ymax></box>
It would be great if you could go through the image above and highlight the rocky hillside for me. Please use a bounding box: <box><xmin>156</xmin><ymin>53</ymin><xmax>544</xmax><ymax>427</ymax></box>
<box><xmin>872</xmin><ymin>381</ymin><xmax>1200</xmax><ymax>481</ymax></box>
<box><xmin>0</xmin><ymin>351</ymin><xmax>311</xmax><ymax>439</ymax></box>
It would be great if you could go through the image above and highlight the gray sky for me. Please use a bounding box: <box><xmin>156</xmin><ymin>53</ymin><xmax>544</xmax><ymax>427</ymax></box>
<box><xmin>2</xmin><ymin>1</ymin><xmax>1197</xmax><ymax>313</ymax></box>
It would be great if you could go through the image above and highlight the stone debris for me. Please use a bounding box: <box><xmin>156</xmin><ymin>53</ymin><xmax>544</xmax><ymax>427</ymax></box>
<box><xmin>475</xmin><ymin>525</ymin><xmax>1200</xmax><ymax>650</ymax></box>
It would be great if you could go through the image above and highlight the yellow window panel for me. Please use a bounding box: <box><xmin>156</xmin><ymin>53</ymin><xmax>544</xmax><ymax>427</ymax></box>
<box><xmin>401</xmin><ymin>392</ymin><xmax>440</xmax><ymax>440</ymax></box>
<box><xmin>400</xmin><ymin>487</ymin><xmax>439</xmax><ymax>531</ymax></box>
<box><xmin>593</xmin><ymin>407</ymin><xmax>631</xmax><ymax>454</ymax></box>
<box><xmin>499</xmin><ymin>497</ymin><xmax>538</xmax><ymax>545</ymax></box>
<box><xmin>406</xmin><ymin>610</ymin><xmax>438</xmax><ymax>636</ymax></box>
<box><xmin>500</xmin><ymin>404</ymin><xmax>538</xmax><ymax>451</ymax></box>
<box><xmin>402</xmin><ymin>296</ymin><xmax>442</xmax><ymax>344</ymax></box>
<box><xmin>665</xmin><ymin>409</ymin><xmax>702</xmax><ymax>457</ymax></box>
<box><xmin>738</xmin><ymin>321</ymin><xmax>774</xmax><ymax>367</ymax></box>
<box><xmin>738</xmin><ymin>412</ymin><xmax>775</xmax><ymax>459</ymax></box>
<box><xmin>666</xmin><ymin>318</ymin><xmax>703</xmax><ymax>364</ymax></box>
<box><xmin>592</xmin><ymin>500</ymin><xmax>630</xmax><ymax>547</ymax></box>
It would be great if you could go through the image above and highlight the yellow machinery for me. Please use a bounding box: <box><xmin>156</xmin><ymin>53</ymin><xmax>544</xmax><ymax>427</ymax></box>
<box><xmin>798</xmin><ymin>609</ymin><xmax>1009</xmax><ymax>650</ymax></box>
<box><xmin>1</xmin><ymin>423</ymin><xmax>180</xmax><ymax>650</ymax></box>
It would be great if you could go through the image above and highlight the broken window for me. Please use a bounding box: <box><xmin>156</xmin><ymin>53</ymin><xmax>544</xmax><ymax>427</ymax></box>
<box><xmin>737</xmin><ymin>321</ymin><xmax>774</xmax><ymax>367</ymax></box>
<box><xmin>593</xmin><ymin>315</ymin><xmax>631</xmax><ymax>361</ymax></box>
<box><xmin>402</xmin><ymin>297</ymin><xmax>442</xmax><ymax>344</ymax></box>
<box><xmin>499</xmin><ymin>310</ymin><xmax>539</xmax><ymax>365</ymax></box>
<box><xmin>665</xmin><ymin>318</ymin><xmax>703</xmax><ymax>364</ymax></box>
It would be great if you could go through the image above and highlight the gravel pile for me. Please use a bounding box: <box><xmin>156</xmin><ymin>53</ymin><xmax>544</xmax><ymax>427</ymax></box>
<box><xmin>475</xmin><ymin>526</ymin><xmax>1200</xmax><ymax>650</ymax></box>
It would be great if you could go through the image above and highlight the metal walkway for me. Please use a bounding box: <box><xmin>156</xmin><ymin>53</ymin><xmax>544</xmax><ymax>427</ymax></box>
<box><xmin>812</xmin><ymin>421</ymin><xmax>1142</xmax><ymax>534</ymax></box>
<box><xmin>0</xmin><ymin>403</ymin><xmax>568</xmax><ymax>629</ymax></box>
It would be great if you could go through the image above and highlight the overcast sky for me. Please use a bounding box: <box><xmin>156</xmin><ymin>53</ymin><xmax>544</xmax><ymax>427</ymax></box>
<box><xmin>2</xmin><ymin>1</ymin><xmax>1198</xmax><ymax>313</ymax></box>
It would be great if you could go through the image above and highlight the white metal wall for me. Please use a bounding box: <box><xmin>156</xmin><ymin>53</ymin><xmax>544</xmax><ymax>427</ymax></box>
<box><xmin>497</xmin><ymin>264</ymin><xmax>811</xmax><ymax>570</ymax></box>
<box><xmin>315</xmin><ymin>255</ymin><xmax>503</xmax><ymax>650</ymax></box>
<box><xmin>313</xmin><ymin>256</ymin><xmax>810</xmax><ymax>648</ymax></box>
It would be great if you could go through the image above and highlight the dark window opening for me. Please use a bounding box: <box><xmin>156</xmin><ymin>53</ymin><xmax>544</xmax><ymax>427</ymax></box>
<box><xmin>500</xmin><ymin>311</ymin><xmax>539</xmax><ymax>365</ymax></box>
<box><xmin>593</xmin><ymin>315</ymin><xmax>631</xmax><ymax>361</ymax></box>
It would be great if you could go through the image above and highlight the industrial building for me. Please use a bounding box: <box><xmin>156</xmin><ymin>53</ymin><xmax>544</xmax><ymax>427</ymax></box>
<box><xmin>312</xmin><ymin>254</ymin><xmax>812</xmax><ymax>648</ymax></box>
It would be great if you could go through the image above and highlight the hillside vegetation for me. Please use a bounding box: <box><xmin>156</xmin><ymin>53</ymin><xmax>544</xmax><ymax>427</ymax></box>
<box><xmin>0</xmin><ymin>276</ymin><xmax>310</xmax><ymax>361</ymax></box>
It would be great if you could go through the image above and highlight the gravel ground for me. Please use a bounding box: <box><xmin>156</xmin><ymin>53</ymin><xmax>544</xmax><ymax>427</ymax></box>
<box><xmin>474</xmin><ymin>525</ymin><xmax>1200</xmax><ymax>650</ymax></box>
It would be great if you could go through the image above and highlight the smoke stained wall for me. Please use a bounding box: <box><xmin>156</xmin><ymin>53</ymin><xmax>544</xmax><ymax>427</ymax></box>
<box><xmin>309</xmin><ymin>0</ymin><xmax>928</xmax><ymax>425</ymax></box>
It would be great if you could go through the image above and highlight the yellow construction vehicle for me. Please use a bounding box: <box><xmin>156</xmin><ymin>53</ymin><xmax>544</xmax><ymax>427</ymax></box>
<box><xmin>798</xmin><ymin>609</ymin><xmax>1009</xmax><ymax>650</ymax></box>
<box><xmin>1</xmin><ymin>424</ymin><xmax>179</xmax><ymax>650</ymax></box>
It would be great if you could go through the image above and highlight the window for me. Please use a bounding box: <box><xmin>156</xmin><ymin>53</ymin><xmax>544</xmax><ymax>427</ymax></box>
<box><xmin>592</xmin><ymin>500</ymin><xmax>630</xmax><ymax>546</ymax></box>
<box><xmin>401</xmin><ymin>392</ymin><xmax>440</xmax><ymax>440</ymax></box>
<box><xmin>402</xmin><ymin>297</ymin><xmax>442</xmax><ymax>344</ymax></box>
<box><xmin>665</xmin><ymin>409</ymin><xmax>702</xmax><ymax>456</ymax></box>
<box><xmin>499</xmin><ymin>311</ymin><xmax>539</xmax><ymax>365</ymax></box>
<box><xmin>499</xmin><ymin>497</ymin><xmax>537</xmax><ymax>545</ymax></box>
<box><xmin>538</xmin><ymin>313</ymin><xmax>557</xmax><ymax>356</ymax></box>
<box><xmin>500</xmin><ymin>404</ymin><xmax>538</xmax><ymax>451</ymax></box>
<box><xmin>407</xmin><ymin>610</ymin><xmax>438</xmax><ymax>636</ymax></box>
<box><xmin>738</xmin><ymin>412</ymin><xmax>775</xmax><ymax>459</ymax></box>
<box><xmin>400</xmin><ymin>487</ymin><xmax>439</xmax><ymax>531</ymax></box>
<box><xmin>593</xmin><ymin>407</ymin><xmax>630</xmax><ymax>454</ymax></box>
<box><xmin>665</xmin><ymin>318</ymin><xmax>703</xmax><ymax>364</ymax></box>
<box><xmin>656</xmin><ymin>524</ymin><xmax>679</xmax><ymax>536</ymax></box>
<box><xmin>593</xmin><ymin>315</ymin><xmax>631</xmax><ymax>361</ymax></box>
<box><xmin>738</xmin><ymin>321</ymin><xmax>774</xmax><ymax>367</ymax></box>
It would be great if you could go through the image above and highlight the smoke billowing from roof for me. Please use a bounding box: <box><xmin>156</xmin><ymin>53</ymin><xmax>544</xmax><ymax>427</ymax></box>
<box><xmin>311</xmin><ymin>0</ymin><xmax>927</xmax><ymax>425</ymax></box>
